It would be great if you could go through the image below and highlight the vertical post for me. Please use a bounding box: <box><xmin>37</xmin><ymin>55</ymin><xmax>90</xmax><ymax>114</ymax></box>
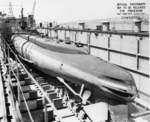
<box><xmin>87</xmin><ymin>33</ymin><xmax>91</xmax><ymax>54</ymax></box>
<box><xmin>108</xmin><ymin>34</ymin><xmax>111</xmax><ymax>61</ymax></box>
<box><xmin>137</xmin><ymin>38</ymin><xmax>140</xmax><ymax>70</ymax></box>
<box><xmin>64</xmin><ymin>31</ymin><xmax>66</xmax><ymax>41</ymax></box>
<box><xmin>49</xmin><ymin>30</ymin><xmax>52</xmax><ymax>38</ymax></box>
<box><xmin>75</xmin><ymin>32</ymin><xmax>77</xmax><ymax>43</ymax></box>
<box><xmin>43</xmin><ymin>97</ymin><xmax>48</xmax><ymax>122</ymax></box>
<box><xmin>56</xmin><ymin>30</ymin><xmax>58</xmax><ymax>40</ymax></box>
<box><xmin>44</xmin><ymin>26</ymin><xmax>46</xmax><ymax>36</ymax></box>
<box><xmin>47</xmin><ymin>22</ymin><xmax>48</xmax><ymax>36</ymax></box>
<box><xmin>48</xmin><ymin>29</ymin><xmax>50</xmax><ymax>38</ymax></box>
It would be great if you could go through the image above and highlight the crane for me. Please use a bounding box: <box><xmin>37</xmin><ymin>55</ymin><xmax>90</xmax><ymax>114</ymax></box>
<box><xmin>32</xmin><ymin>0</ymin><xmax>36</xmax><ymax>16</ymax></box>
<box><xmin>28</xmin><ymin>0</ymin><xmax>36</xmax><ymax>28</ymax></box>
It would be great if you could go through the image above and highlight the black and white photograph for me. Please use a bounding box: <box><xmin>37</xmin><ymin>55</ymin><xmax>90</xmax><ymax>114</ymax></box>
<box><xmin>0</xmin><ymin>0</ymin><xmax>149</xmax><ymax>121</ymax></box>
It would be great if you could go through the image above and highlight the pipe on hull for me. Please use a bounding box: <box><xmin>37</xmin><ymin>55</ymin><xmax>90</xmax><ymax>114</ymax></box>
<box><xmin>12</xmin><ymin>35</ymin><xmax>138</xmax><ymax>102</ymax></box>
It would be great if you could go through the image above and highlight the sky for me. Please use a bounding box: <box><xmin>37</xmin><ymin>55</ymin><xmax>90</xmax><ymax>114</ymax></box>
<box><xmin>0</xmin><ymin>0</ymin><xmax>149</xmax><ymax>23</ymax></box>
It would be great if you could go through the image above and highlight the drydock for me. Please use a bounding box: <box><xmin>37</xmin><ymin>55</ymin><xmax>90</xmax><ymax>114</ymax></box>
<box><xmin>0</xmin><ymin>6</ymin><xmax>150</xmax><ymax>122</ymax></box>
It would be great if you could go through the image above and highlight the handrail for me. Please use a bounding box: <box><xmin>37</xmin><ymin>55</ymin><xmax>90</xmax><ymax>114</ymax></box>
<box><xmin>11</xmin><ymin>70</ymin><xmax>34</xmax><ymax>122</ymax></box>
<box><xmin>4</xmin><ymin>41</ymin><xmax>34</xmax><ymax>122</ymax></box>
<box><xmin>37</xmin><ymin>27</ymin><xmax>149</xmax><ymax>37</ymax></box>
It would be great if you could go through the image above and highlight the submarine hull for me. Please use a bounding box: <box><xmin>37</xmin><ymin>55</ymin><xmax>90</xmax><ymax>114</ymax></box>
<box><xmin>12</xmin><ymin>35</ymin><xmax>138</xmax><ymax>102</ymax></box>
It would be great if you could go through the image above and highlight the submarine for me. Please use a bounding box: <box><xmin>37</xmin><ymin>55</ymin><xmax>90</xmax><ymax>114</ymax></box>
<box><xmin>12</xmin><ymin>34</ymin><xmax>138</xmax><ymax>102</ymax></box>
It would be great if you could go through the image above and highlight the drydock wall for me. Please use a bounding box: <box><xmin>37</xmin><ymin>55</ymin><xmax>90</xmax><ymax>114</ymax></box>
<box><xmin>37</xmin><ymin>22</ymin><xmax>149</xmax><ymax>102</ymax></box>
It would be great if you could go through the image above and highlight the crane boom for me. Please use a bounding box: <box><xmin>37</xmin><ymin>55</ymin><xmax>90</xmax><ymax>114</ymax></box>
<box><xmin>32</xmin><ymin>0</ymin><xmax>36</xmax><ymax>15</ymax></box>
